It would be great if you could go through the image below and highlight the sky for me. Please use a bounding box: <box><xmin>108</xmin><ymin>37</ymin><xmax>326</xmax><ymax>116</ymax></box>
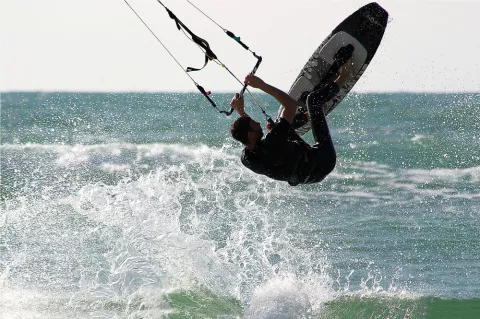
<box><xmin>1</xmin><ymin>0</ymin><xmax>479</xmax><ymax>93</ymax></box>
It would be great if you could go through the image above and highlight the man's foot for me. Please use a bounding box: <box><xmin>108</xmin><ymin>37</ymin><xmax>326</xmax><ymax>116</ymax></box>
<box><xmin>308</xmin><ymin>44</ymin><xmax>355</xmax><ymax>93</ymax></box>
<box><xmin>334</xmin><ymin>57</ymin><xmax>356</xmax><ymax>88</ymax></box>
<box><xmin>296</xmin><ymin>44</ymin><xmax>355</xmax><ymax>121</ymax></box>
<box><xmin>333</xmin><ymin>44</ymin><xmax>355</xmax><ymax>66</ymax></box>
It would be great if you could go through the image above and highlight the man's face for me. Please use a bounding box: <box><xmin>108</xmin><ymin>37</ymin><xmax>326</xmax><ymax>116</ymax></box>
<box><xmin>249</xmin><ymin>119</ymin><xmax>263</xmax><ymax>140</ymax></box>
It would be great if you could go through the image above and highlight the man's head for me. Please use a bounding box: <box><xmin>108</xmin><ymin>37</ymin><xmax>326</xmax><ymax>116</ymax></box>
<box><xmin>230</xmin><ymin>117</ymin><xmax>263</xmax><ymax>148</ymax></box>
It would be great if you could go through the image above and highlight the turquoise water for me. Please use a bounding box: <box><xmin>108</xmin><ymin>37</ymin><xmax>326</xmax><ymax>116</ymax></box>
<box><xmin>1</xmin><ymin>92</ymin><xmax>479</xmax><ymax>318</ymax></box>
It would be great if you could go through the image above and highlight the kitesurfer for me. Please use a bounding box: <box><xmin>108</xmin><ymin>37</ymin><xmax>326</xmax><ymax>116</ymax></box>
<box><xmin>229</xmin><ymin>47</ymin><xmax>354</xmax><ymax>186</ymax></box>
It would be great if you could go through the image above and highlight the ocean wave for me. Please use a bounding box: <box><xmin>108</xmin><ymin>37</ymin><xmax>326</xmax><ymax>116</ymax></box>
<box><xmin>3</xmin><ymin>285</ymin><xmax>480</xmax><ymax>319</ymax></box>
<box><xmin>2</xmin><ymin>142</ymin><xmax>479</xmax><ymax>204</ymax></box>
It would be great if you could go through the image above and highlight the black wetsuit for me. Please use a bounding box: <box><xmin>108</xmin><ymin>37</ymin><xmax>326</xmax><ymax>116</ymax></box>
<box><xmin>241</xmin><ymin>84</ymin><xmax>338</xmax><ymax>186</ymax></box>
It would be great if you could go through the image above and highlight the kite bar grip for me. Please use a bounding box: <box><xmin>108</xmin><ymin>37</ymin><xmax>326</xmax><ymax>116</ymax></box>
<box><xmin>222</xmin><ymin>56</ymin><xmax>263</xmax><ymax>118</ymax></box>
<box><xmin>240</xmin><ymin>55</ymin><xmax>262</xmax><ymax>96</ymax></box>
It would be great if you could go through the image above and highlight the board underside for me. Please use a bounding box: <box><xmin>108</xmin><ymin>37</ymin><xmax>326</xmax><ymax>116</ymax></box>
<box><xmin>279</xmin><ymin>2</ymin><xmax>389</xmax><ymax>136</ymax></box>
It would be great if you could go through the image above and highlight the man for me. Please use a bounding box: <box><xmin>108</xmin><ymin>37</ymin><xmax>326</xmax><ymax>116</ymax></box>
<box><xmin>229</xmin><ymin>51</ymin><xmax>354</xmax><ymax>186</ymax></box>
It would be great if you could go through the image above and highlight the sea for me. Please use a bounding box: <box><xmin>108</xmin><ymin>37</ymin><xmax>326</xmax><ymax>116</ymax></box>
<box><xmin>1</xmin><ymin>91</ymin><xmax>479</xmax><ymax>319</ymax></box>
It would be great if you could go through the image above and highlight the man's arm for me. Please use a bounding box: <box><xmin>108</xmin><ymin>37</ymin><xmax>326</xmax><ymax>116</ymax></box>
<box><xmin>244</xmin><ymin>74</ymin><xmax>297</xmax><ymax>124</ymax></box>
<box><xmin>230</xmin><ymin>93</ymin><xmax>250</xmax><ymax>118</ymax></box>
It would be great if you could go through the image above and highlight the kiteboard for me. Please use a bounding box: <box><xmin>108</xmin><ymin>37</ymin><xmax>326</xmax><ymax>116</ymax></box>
<box><xmin>279</xmin><ymin>2</ymin><xmax>389</xmax><ymax>136</ymax></box>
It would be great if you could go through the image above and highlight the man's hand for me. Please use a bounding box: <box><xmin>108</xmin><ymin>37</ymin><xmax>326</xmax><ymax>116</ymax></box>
<box><xmin>244</xmin><ymin>74</ymin><xmax>265</xmax><ymax>89</ymax></box>
<box><xmin>244</xmin><ymin>73</ymin><xmax>297</xmax><ymax>124</ymax></box>
<box><xmin>230</xmin><ymin>93</ymin><xmax>248</xmax><ymax>117</ymax></box>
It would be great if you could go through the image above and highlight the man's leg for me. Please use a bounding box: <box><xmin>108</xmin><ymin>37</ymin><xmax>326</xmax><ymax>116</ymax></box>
<box><xmin>306</xmin><ymin>83</ymin><xmax>338</xmax><ymax>147</ymax></box>
<box><xmin>304</xmin><ymin>85</ymin><xmax>338</xmax><ymax>183</ymax></box>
